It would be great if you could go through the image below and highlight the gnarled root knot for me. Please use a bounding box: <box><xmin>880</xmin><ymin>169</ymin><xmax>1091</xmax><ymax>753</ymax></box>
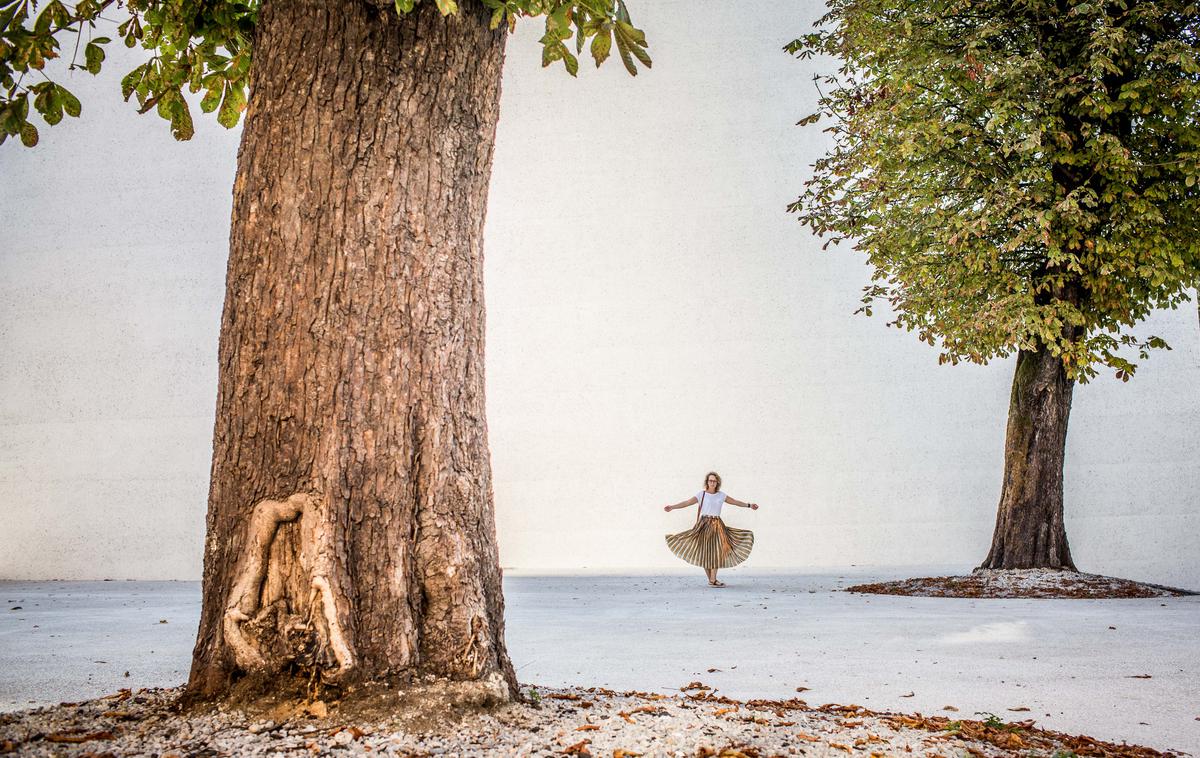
<box><xmin>222</xmin><ymin>492</ymin><xmax>356</xmax><ymax>680</ymax></box>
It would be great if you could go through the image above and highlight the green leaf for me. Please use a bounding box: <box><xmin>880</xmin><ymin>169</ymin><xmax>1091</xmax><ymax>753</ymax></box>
<box><xmin>84</xmin><ymin>42</ymin><xmax>105</xmax><ymax>75</ymax></box>
<box><xmin>34</xmin><ymin>1</ymin><xmax>60</xmax><ymax>35</ymax></box>
<box><xmin>170</xmin><ymin>96</ymin><xmax>195</xmax><ymax>141</ymax></box>
<box><xmin>19</xmin><ymin>120</ymin><xmax>38</xmax><ymax>147</ymax></box>
<box><xmin>548</xmin><ymin>3</ymin><xmax>571</xmax><ymax>35</ymax></box>
<box><xmin>562</xmin><ymin>47</ymin><xmax>578</xmax><ymax>77</ymax></box>
<box><xmin>394</xmin><ymin>0</ymin><xmax>416</xmax><ymax>13</ymax></box>
<box><xmin>121</xmin><ymin>64</ymin><xmax>147</xmax><ymax>102</ymax></box>
<box><xmin>434</xmin><ymin>0</ymin><xmax>457</xmax><ymax>15</ymax></box>
<box><xmin>217</xmin><ymin>83</ymin><xmax>246</xmax><ymax>129</ymax></box>
<box><xmin>42</xmin><ymin>87</ymin><xmax>64</xmax><ymax>125</ymax></box>
<box><xmin>590</xmin><ymin>28</ymin><xmax>611</xmax><ymax>67</ymax></box>
<box><xmin>614</xmin><ymin>20</ymin><xmax>646</xmax><ymax>47</ymax></box>
<box><xmin>200</xmin><ymin>85</ymin><xmax>222</xmax><ymax>113</ymax></box>
<box><xmin>614</xmin><ymin>31</ymin><xmax>637</xmax><ymax>76</ymax></box>
<box><xmin>59</xmin><ymin>86</ymin><xmax>81</xmax><ymax>118</ymax></box>
<box><xmin>628</xmin><ymin>39</ymin><xmax>651</xmax><ymax>68</ymax></box>
<box><xmin>489</xmin><ymin>5</ymin><xmax>504</xmax><ymax>30</ymax></box>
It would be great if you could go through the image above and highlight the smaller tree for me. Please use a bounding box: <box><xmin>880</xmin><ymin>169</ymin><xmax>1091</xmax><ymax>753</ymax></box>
<box><xmin>789</xmin><ymin>0</ymin><xmax>1200</xmax><ymax>569</ymax></box>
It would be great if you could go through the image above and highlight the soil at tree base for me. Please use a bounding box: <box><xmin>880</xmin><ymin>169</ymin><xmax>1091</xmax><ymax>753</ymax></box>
<box><xmin>846</xmin><ymin>569</ymin><xmax>1197</xmax><ymax>599</ymax></box>
<box><xmin>0</xmin><ymin>682</ymin><xmax>1182</xmax><ymax>757</ymax></box>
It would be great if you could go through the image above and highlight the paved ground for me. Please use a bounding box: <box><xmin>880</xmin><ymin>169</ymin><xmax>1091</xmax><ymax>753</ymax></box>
<box><xmin>2</xmin><ymin>568</ymin><xmax>1198</xmax><ymax>753</ymax></box>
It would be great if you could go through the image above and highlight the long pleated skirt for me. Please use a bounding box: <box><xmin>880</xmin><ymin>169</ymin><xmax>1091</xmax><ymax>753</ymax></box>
<box><xmin>665</xmin><ymin>516</ymin><xmax>754</xmax><ymax>570</ymax></box>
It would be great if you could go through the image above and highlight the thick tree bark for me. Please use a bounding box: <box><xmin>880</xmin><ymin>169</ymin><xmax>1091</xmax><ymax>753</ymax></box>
<box><xmin>185</xmin><ymin>0</ymin><xmax>516</xmax><ymax>701</ymax></box>
<box><xmin>979</xmin><ymin>345</ymin><xmax>1078</xmax><ymax>570</ymax></box>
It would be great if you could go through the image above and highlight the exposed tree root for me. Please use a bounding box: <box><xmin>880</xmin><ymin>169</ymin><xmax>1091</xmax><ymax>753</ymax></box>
<box><xmin>222</xmin><ymin>493</ymin><xmax>357</xmax><ymax>682</ymax></box>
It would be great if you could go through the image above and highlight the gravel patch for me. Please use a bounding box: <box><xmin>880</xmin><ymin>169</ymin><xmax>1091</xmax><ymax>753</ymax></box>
<box><xmin>845</xmin><ymin>569</ymin><xmax>1196</xmax><ymax>599</ymax></box>
<box><xmin>0</xmin><ymin>682</ymin><xmax>1180</xmax><ymax>757</ymax></box>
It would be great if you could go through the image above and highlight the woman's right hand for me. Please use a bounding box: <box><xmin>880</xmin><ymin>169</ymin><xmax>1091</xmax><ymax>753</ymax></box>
<box><xmin>663</xmin><ymin>505</ymin><xmax>672</xmax><ymax>512</ymax></box>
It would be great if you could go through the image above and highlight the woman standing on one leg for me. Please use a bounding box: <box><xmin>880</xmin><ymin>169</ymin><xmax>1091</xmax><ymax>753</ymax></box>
<box><xmin>664</xmin><ymin>471</ymin><xmax>759</xmax><ymax>587</ymax></box>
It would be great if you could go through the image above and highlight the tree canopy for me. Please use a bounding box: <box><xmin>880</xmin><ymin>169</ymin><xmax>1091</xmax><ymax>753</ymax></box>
<box><xmin>789</xmin><ymin>0</ymin><xmax>1200</xmax><ymax>381</ymax></box>
<box><xmin>1</xmin><ymin>0</ymin><xmax>649</xmax><ymax>147</ymax></box>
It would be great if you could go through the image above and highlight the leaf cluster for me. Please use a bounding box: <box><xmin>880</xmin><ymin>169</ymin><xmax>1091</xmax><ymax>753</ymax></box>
<box><xmin>513</xmin><ymin>0</ymin><xmax>650</xmax><ymax>77</ymax></box>
<box><xmin>2</xmin><ymin>0</ymin><xmax>648</xmax><ymax>147</ymax></box>
<box><xmin>789</xmin><ymin>0</ymin><xmax>1200</xmax><ymax>381</ymax></box>
<box><xmin>2</xmin><ymin>0</ymin><xmax>114</xmax><ymax>145</ymax></box>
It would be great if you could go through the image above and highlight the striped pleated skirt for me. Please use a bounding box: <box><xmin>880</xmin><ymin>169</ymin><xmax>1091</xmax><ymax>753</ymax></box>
<box><xmin>665</xmin><ymin>516</ymin><xmax>754</xmax><ymax>569</ymax></box>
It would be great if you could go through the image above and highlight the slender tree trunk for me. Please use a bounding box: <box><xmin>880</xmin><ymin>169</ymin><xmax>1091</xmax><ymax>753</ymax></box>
<box><xmin>979</xmin><ymin>345</ymin><xmax>1078</xmax><ymax>570</ymax></box>
<box><xmin>185</xmin><ymin>0</ymin><xmax>516</xmax><ymax>702</ymax></box>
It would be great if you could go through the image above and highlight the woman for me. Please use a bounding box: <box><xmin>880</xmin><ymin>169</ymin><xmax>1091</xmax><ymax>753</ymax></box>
<box><xmin>663</xmin><ymin>471</ymin><xmax>759</xmax><ymax>587</ymax></box>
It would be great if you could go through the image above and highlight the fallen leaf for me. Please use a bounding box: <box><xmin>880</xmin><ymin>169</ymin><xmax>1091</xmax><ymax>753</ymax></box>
<box><xmin>714</xmin><ymin>706</ymin><xmax>738</xmax><ymax>716</ymax></box>
<box><xmin>158</xmin><ymin>619</ymin><xmax>168</xmax><ymax>624</ymax></box>
<box><xmin>899</xmin><ymin>692</ymin><xmax>915</xmax><ymax>698</ymax></box>
<box><xmin>795</xmin><ymin>686</ymin><xmax>810</xmax><ymax>692</ymax></box>
<box><xmin>681</xmin><ymin>681</ymin><xmax>710</xmax><ymax>691</ymax></box>
<box><xmin>44</xmin><ymin>731</ymin><xmax>115</xmax><ymax>744</ymax></box>
<box><xmin>1007</xmin><ymin>706</ymin><xmax>1030</xmax><ymax>712</ymax></box>
<box><xmin>306</xmin><ymin>700</ymin><xmax>328</xmax><ymax>718</ymax></box>
<box><xmin>707</xmin><ymin>668</ymin><xmax>721</xmax><ymax>673</ymax></box>
<box><xmin>1128</xmin><ymin>674</ymin><xmax>1152</xmax><ymax>679</ymax></box>
<box><xmin>942</xmin><ymin>705</ymin><xmax>958</xmax><ymax>712</ymax></box>
<box><xmin>549</xmin><ymin>693</ymin><xmax>582</xmax><ymax>701</ymax></box>
<box><xmin>795</xmin><ymin>732</ymin><xmax>821</xmax><ymax>742</ymax></box>
<box><xmin>575</xmin><ymin>724</ymin><xmax>600</xmax><ymax>732</ymax></box>
<box><xmin>99</xmin><ymin>710</ymin><xmax>137</xmax><ymax>720</ymax></box>
<box><xmin>617</xmin><ymin>711</ymin><xmax>635</xmax><ymax>724</ymax></box>
<box><xmin>829</xmin><ymin>742</ymin><xmax>853</xmax><ymax>752</ymax></box>
<box><xmin>562</xmin><ymin>738</ymin><xmax>591</xmax><ymax>755</ymax></box>
<box><xmin>613</xmin><ymin>751</ymin><xmax>644</xmax><ymax>758</ymax></box>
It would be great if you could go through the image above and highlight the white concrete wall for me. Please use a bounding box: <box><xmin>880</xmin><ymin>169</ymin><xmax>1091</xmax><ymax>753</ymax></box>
<box><xmin>2</xmin><ymin>1</ymin><xmax>1197</xmax><ymax>585</ymax></box>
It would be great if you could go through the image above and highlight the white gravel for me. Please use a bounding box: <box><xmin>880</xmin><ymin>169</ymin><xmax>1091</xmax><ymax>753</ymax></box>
<box><xmin>0</xmin><ymin>683</ymin><xmax>1178</xmax><ymax>757</ymax></box>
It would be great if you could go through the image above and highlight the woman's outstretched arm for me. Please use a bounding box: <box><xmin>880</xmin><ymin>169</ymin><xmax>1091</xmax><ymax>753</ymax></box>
<box><xmin>725</xmin><ymin>496</ymin><xmax>760</xmax><ymax>510</ymax></box>
<box><xmin>663</xmin><ymin>496</ymin><xmax>699</xmax><ymax>512</ymax></box>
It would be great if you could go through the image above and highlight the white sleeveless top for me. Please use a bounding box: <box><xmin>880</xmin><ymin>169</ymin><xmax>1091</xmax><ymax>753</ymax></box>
<box><xmin>696</xmin><ymin>490</ymin><xmax>726</xmax><ymax>517</ymax></box>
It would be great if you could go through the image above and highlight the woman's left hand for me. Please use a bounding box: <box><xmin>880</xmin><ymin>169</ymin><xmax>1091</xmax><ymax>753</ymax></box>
<box><xmin>749</xmin><ymin>503</ymin><xmax>759</xmax><ymax>510</ymax></box>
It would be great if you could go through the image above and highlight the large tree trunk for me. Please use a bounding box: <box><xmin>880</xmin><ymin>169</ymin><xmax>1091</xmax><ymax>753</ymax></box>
<box><xmin>185</xmin><ymin>0</ymin><xmax>516</xmax><ymax>702</ymax></box>
<box><xmin>979</xmin><ymin>345</ymin><xmax>1078</xmax><ymax>570</ymax></box>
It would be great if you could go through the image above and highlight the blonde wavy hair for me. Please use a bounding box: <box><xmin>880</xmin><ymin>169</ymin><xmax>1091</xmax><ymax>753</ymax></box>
<box><xmin>702</xmin><ymin>471</ymin><xmax>722</xmax><ymax>492</ymax></box>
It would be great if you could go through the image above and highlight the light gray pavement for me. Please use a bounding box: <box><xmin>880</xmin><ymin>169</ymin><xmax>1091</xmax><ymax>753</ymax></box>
<box><xmin>2</xmin><ymin>568</ymin><xmax>1198</xmax><ymax>753</ymax></box>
